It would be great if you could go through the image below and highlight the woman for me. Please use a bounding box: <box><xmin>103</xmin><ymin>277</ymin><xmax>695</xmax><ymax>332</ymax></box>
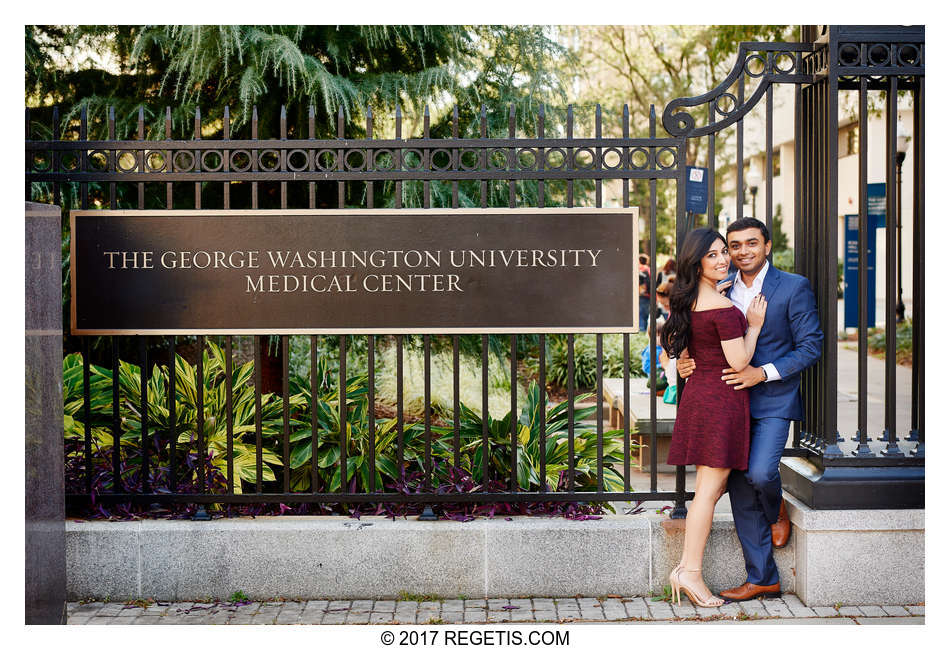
<box><xmin>660</xmin><ymin>228</ymin><xmax>766</xmax><ymax>607</ymax></box>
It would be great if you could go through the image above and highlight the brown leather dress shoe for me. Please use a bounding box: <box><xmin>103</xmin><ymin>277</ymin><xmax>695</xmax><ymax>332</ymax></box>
<box><xmin>771</xmin><ymin>500</ymin><xmax>791</xmax><ymax>548</ymax></box>
<box><xmin>719</xmin><ymin>581</ymin><xmax>782</xmax><ymax>602</ymax></box>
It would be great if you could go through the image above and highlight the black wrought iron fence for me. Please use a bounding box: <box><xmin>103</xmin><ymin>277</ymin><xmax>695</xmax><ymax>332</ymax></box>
<box><xmin>29</xmin><ymin>25</ymin><xmax>924</xmax><ymax>516</ymax></box>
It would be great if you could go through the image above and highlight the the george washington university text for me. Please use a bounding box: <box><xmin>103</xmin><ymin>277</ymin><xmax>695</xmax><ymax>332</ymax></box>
<box><xmin>100</xmin><ymin>248</ymin><xmax>605</xmax><ymax>294</ymax></box>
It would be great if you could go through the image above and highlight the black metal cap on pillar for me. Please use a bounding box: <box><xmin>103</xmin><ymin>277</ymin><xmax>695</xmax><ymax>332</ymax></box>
<box><xmin>780</xmin><ymin>457</ymin><xmax>924</xmax><ymax>509</ymax></box>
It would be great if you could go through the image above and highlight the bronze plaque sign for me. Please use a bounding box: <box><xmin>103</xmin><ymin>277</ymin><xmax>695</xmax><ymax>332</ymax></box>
<box><xmin>70</xmin><ymin>208</ymin><xmax>638</xmax><ymax>334</ymax></box>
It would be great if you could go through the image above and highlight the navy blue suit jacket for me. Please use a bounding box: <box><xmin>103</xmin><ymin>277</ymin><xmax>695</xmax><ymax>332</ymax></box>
<box><xmin>728</xmin><ymin>265</ymin><xmax>823</xmax><ymax>421</ymax></box>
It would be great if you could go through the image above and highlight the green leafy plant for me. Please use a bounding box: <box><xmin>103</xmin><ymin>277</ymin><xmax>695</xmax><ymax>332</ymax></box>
<box><xmin>286</xmin><ymin>359</ymin><xmax>435</xmax><ymax>494</ymax></box>
<box><xmin>651</xmin><ymin>584</ymin><xmax>673</xmax><ymax>602</ymax></box>
<box><xmin>455</xmin><ymin>383</ymin><xmax>636</xmax><ymax>492</ymax></box>
<box><xmin>546</xmin><ymin>333</ymin><xmax>650</xmax><ymax>389</ymax></box>
<box><xmin>229</xmin><ymin>590</ymin><xmax>250</xmax><ymax>603</ymax></box>
<box><xmin>64</xmin><ymin>342</ymin><xmax>639</xmax><ymax>513</ymax></box>
<box><xmin>64</xmin><ymin>342</ymin><xmax>294</xmax><ymax>493</ymax></box>
<box><xmin>868</xmin><ymin>319</ymin><xmax>913</xmax><ymax>364</ymax></box>
<box><xmin>397</xmin><ymin>591</ymin><xmax>443</xmax><ymax>602</ymax></box>
<box><xmin>374</xmin><ymin>341</ymin><xmax>522</xmax><ymax>421</ymax></box>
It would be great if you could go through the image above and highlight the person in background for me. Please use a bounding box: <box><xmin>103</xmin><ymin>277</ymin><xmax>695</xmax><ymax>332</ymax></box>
<box><xmin>657</xmin><ymin>257</ymin><xmax>677</xmax><ymax>287</ymax></box>
<box><xmin>656</xmin><ymin>275</ymin><xmax>675</xmax><ymax>327</ymax></box>
<box><xmin>641</xmin><ymin>323</ymin><xmax>670</xmax><ymax>393</ymax></box>
<box><xmin>638</xmin><ymin>254</ymin><xmax>652</xmax><ymax>331</ymax></box>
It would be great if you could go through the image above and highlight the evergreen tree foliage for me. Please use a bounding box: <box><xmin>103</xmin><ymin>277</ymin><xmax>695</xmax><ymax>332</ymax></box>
<box><xmin>27</xmin><ymin>25</ymin><xmax>573</xmax><ymax>140</ymax></box>
<box><xmin>27</xmin><ymin>25</ymin><xmax>579</xmax><ymax>212</ymax></box>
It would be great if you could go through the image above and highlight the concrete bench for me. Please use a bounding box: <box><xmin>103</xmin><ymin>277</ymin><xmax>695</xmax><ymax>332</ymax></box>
<box><xmin>603</xmin><ymin>377</ymin><xmax>677</xmax><ymax>473</ymax></box>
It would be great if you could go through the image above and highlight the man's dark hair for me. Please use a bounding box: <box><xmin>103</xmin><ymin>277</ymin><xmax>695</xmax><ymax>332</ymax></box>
<box><xmin>638</xmin><ymin>254</ymin><xmax>649</xmax><ymax>265</ymax></box>
<box><xmin>726</xmin><ymin>217</ymin><xmax>770</xmax><ymax>243</ymax></box>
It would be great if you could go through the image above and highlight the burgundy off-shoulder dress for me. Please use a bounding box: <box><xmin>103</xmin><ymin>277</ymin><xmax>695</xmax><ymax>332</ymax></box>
<box><xmin>666</xmin><ymin>306</ymin><xmax>750</xmax><ymax>470</ymax></box>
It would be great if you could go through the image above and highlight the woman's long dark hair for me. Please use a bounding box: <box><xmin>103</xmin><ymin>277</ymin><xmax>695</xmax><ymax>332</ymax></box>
<box><xmin>660</xmin><ymin>228</ymin><xmax>727</xmax><ymax>358</ymax></box>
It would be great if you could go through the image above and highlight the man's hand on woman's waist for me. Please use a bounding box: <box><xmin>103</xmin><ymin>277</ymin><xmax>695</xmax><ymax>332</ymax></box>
<box><xmin>721</xmin><ymin>365</ymin><xmax>767</xmax><ymax>390</ymax></box>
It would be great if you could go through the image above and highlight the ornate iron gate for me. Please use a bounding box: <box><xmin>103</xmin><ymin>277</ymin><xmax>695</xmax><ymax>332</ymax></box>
<box><xmin>27</xmin><ymin>25</ymin><xmax>923</xmax><ymax>515</ymax></box>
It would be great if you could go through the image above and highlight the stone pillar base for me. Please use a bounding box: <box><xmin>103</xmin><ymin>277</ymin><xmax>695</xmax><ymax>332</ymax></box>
<box><xmin>786</xmin><ymin>493</ymin><xmax>924</xmax><ymax>606</ymax></box>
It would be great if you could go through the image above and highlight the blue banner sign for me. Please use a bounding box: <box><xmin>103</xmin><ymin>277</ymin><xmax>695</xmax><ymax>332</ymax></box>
<box><xmin>685</xmin><ymin>166</ymin><xmax>708</xmax><ymax>214</ymax></box>
<box><xmin>868</xmin><ymin>182</ymin><xmax>886</xmax><ymax>229</ymax></box>
<box><xmin>844</xmin><ymin>213</ymin><xmax>876</xmax><ymax>328</ymax></box>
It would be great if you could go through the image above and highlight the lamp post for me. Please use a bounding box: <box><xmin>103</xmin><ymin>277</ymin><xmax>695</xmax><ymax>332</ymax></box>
<box><xmin>896</xmin><ymin>120</ymin><xmax>911</xmax><ymax>322</ymax></box>
<box><xmin>747</xmin><ymin>166</ymin><xmax>762</xmax><ymax>220</ymax></box>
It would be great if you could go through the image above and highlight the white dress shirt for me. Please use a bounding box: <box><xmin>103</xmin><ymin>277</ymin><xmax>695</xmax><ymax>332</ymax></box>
<box><xmin>729</xmin><ymin>261</ymin><xmax>781</xmax><ymax>382</ymax></box>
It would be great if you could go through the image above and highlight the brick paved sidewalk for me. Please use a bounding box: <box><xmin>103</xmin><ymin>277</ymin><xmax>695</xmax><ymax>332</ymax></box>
<box><xmin>67</xmin><ymin>596</ymin><xmax>924</xmax><ymax>625</ymax></box>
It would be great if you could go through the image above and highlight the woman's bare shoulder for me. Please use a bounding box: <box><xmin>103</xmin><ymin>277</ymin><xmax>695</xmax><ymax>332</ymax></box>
<box><xmin>712</xmin><ymin>294</ymin><xmax>734</xmax><ymax>309</ymax></box>
<box><xmin>694</xmin><ymin>293</ymin><xmax>734</xmax><ymax>311</ymax></box>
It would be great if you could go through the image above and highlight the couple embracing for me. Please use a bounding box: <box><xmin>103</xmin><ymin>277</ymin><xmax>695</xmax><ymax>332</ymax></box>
<box><xmin>660</xmin><ymin>217</ymin><xmax>823</xmax><ymax>607</ymax></box>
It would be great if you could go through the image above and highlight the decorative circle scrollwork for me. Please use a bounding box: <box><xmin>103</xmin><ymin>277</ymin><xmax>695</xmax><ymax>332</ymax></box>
<box><xmin>656</xmin><ymin>147</ymin><xmax>677</xmax><ymax>170</ymax></box>
<box><xmin>173</xmin><ymin>150</ymin><xmax>195</xmax><ymax>172</ymax></box>
<box><xmin>88</xmin><ymin>150</ymin><xmax>109</xmax><ymax>171</ymax></box>
<box><xmin>403</xmin><ymin>148</ymin><xmax>424</xmax><ymax>171</ymax></box>
<box><xmin>315</xmin><ymin>149</ymin><xmax>337</xmax><ymax>171</ymax></box>
<box><xmin>258</xmin><ymin>149</ymin><xmax>280</xmax><ymax>171</ymax></box>
<box><xmin>201</xmin><ymin>150</ymin><xmax>223</xmax><ymax>172</ymax></box>
<box><xmin>838</xmin><ymin>43</ymin><xmax>860</xmax><ymax>66</ymax></box>
<box><xmin>344</xmin><ymin>149</ymin><xmax>366</xmax><ymax>171</ymax></box>
<box><xmin>715</xmin><ymin>93</ymin><xmax>738</xmax><ymax>117</ymax></box>
<box><xmin>117</xmin><ymin>151</ymin><xmax>138</xmax><ymax>172</ymax></box>
<box><xmin>573</xmin><ymin>147</ymin><xmax>596</xmax><ymax>170</ymax></box>
<box><xmin>430</xmin><ymin>148</ymin><xmax>453</xmax><ymax>171</ymax></box>
<box><xmin>897</xmin><ymin>44</ymin><xmax>921</xmax><ymax>66</ymax></box>
<box><xmin>630</xmin><ymin>148</ymin><xmax>650</xmax><ymax>170</ymax></box>
<box><xmin>32</xmin><ymin>152</ymin><xmax>51</xmax><ymax>172</ymax></box>
<box><xmin>230</xmin><ymin>150</ymin><xmax>252</xmax><ymax>172</ymax></box>
<box><xmin>744</xmin><ymin>54</ymin><xmax>767</xmax><ymax>78</ymax></box>
<box><xmin>545</xmin><ymin>148</ymin><xmax>566</xmax><ymax>170</ymax></box>
<box><xmin>146</xmin><ymin>151</ymin><xmax>166</xmax><ymax>172</ymax></box>
<box><xmin>664</xmin><ymin>111</ymin><xmax>695</xmax><ymax>137</ymax></box>
<box><xmin>458</xmin><ymin>149</ymin><xmax>479</xmax><ymax>171</ymax></box>
<box><xmin>602</xmin><ymin>147</ymin><xmax>623</xmax><ymax>170</ymax></box>
<box><xmin>517</xmin><ymin>148</ymin><xmax>539</xmax><ymax>170</ymax></box>
<box><xmin>868</xmin><ymin>43</ymin><xmax>891</xmax><ymax>66</ymax></box>
<box><xmin>287</xmin><ymin>149</ymin><xmax>310</xmax><ymax>172</ymax></box>
<box><xmin>774</xmin><ymin>52</ymin><xmax>796</xmax><ymax>74</ymax></box>
<box><xmin>60</xmin><ymin>151</ymin><xmax>80</xmax><ymax>172</ymax></box>
<box><xmin>488</xmin><ymin>148</ymin><xmax>509</xmax><ymax>170</ymax></box>
<box><xmin>373</xmin><ymin>149</ymin><xmax>395</xmax><ymax>171</ymax></box>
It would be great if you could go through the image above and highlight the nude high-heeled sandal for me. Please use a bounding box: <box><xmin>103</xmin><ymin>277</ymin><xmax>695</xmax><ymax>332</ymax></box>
<box><xmin>676</xmin><ymin>569</ymin><xmax>724</xmax><ymax>608</ymax></box>
<box><xmin>669</xmin><ymin>565</ymin><xmax>683</xmax><ymax>606</ymax></box>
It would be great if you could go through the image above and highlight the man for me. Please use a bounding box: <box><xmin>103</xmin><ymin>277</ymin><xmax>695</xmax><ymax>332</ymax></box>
<box><xmin>677</xmin><ymin>217</ymin><xmax>822</xmax><ymax>601</ymax></box>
